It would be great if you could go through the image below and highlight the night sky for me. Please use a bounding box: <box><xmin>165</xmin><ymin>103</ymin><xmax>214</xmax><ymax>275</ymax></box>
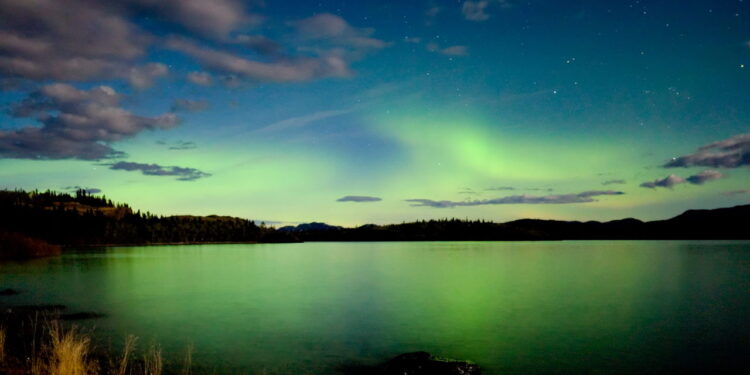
<box><xmin>1</xmin><ymin>0</ymin><xmax>749</xmax><ymax>226</ymax></box>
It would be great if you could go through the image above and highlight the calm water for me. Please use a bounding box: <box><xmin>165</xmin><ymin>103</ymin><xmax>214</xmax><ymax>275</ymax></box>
<box><xmin>2</xmin><ymin>241</ymin><xmax>750</xmax><ymax>374</ymax></box>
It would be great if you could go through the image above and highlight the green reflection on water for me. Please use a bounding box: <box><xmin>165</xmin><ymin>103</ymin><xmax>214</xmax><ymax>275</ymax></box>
<box><xmin>2</xmin><ymin>241</ymin><xmax>749</xmax><ymax>374</ymax></box>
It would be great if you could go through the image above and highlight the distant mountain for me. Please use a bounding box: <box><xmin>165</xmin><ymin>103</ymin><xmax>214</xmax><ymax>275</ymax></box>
<box><xmin>283</xmin><ymin>204</ymin><xmax>750</xmax><ymax>242</ymax></box>
<box><xmin>278</xmin><ymin>222</ymin><xmax>343</xmax><ymax>232</ymax></box>
<box><xmin>278</xmin><ymin>222</ymin><xmax>344</xmax><ymax>232</ymax></box>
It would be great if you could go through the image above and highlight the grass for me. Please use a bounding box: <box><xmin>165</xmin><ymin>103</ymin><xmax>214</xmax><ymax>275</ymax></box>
<box><xmin>0</xmin><ymin>325</ymin><xmax>6</xmax><ymax>363</ymax></box>
<box><xmin>143</xmin><ymin>343</ymin><xmax>163</xmax><ymax>375</ymax></box>
<box><xmin>47</xmin><ymin>323</ymin><xmax>96</xmax><ymax>375</ymax></box>
<box><xmin>111</xmin><ymin>335</ymin><xmax>137</xmax><ymax>375</ymax></box>
<box><xmin>2</xmin><ymin>319</ymin><xmax>184</xmax><ymax>375</ymax></box>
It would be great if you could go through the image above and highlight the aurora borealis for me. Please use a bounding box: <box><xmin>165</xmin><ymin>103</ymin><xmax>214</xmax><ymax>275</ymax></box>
<box><xmin>0</xmin><ymin>0</ymin><xmax>749</xmax><ymax>226</ymax></box>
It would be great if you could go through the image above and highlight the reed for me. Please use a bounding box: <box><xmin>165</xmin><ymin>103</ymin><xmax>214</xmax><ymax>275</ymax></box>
<box><xmin>0</xmin><ymin>325</ymin><xmax>6</xmax><ymax>363</ymax></box>
<box><xmin>47</xmin><ymin>323</ymin><xmax>96</xmax><ymax>375</ymax></box>
<box><xmin>111</xmin><ymin>335</ymin><xmax>137</xmax><ymax>375</ymax></box>
<box><xmin>143</xmin><ymin>343</ymin><xmax>162</xmax><ymax>375</ymax></box>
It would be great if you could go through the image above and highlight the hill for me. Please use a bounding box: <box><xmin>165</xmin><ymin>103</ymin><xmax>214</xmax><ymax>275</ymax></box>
<box><xmin>0</xmin><ymin>189</ymin><xmax>294</xmax><ymax>255</ymax></box>
<box><xmin>1</xmin><ymin>189</ymin><xmax>748</xmax><ymax>258</ymax></box>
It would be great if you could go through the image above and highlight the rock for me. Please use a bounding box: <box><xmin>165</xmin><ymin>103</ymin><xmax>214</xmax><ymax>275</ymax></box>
<box><xmin>381</xmin><ymin>352</ymin><xmax>481</xmax><ymax>375</ymax></box>
<box><xmin>59</xmin><ymin>312</ymin><xmax>106</xmax><ymax>320</ymax></box>
<box><xmin>0</xmin><ymin>288</ymin><xmax>20</xmax><ymax>295</ymax></box>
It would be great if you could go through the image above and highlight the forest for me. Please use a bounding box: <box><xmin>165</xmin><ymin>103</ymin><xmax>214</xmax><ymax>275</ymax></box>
<box><xmin>0</xmin><ymin>189</ymin><xmax>292</xmax><ymax>253</ymax></box>
<box><xmin>2</xmin><ymin>189</ymin><xmax>749</xmax><ymax>259</ymax></box>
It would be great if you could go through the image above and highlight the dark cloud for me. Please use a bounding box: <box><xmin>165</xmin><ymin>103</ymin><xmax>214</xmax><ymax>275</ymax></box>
<box><xmin>171</xmin><ymin>99</ymin><xmax>209</xmax><ymax>112</ymax></box>
<box><xmin>0</xmin><ymin>84</ymin><xmax>178</xmax><ymax>160</ymax></box>
<box><xmin>640</xmin><ymin>174</ymin><xmax>686</xmax><ymax>189</ymax></box>
<box><xmin>685</xmin><ymin>170</ymin><xmax>724</xmax><ymax>185</ymax></box>
<box><xmin>640</xmin><ymin>170</ymin><xmax>724</xmax><ymax>189</ymax></box>
<box><xmin>602</xmin><ymin>179</ymin><xmax>626</xmax><ymax>185</ymax></box>
<box><xmin>458</xmin><ymin>190</ymin><xmax>480</xmax><ymax>195</ymax></box>
<box><xmin>722</xmin><ymin>189</ymin><xmax>749</xmax><ymax>196</ymax></box>
<box><xmin>129</xmin><ymin>0</ymin><xmax>256</xmax><ymax>39</ymax></box>
<box><xmin>108</xmin><ymin>161</ymin><xmax>210</xmax><ymax>181</ymax></box>
<box><xmin>0</xmin><ymin>0</ymin><xmax>148</xmax><ymax>82</ymax></box>
<box><xmin>337</xmin><ymin>195</ymin><xmax>383</xmax><ymax>203</ymax></box>
<box><xmin>526</xmin><ymin>187</ymin><xmax>554</xmax><ymax>192</ymax></box>
<box><xmin>406</xmin><ymin>190</ymin><xmax>624</xmax><ymax>208</ymax></box>
<box><xmin>486</xmin><ymin>186</ymin><xmax>516</xmax><ymax>191</ymax></box>
<box><xmin>233</xmin><ymin>34</ymin><xmax>283</xmax><ymax>56</ymax></box>
<box><xmin>128</xmin><ymin>63</ymin><xmax>169</xmax><ymax>89</ymax></box>
<box><xmin>62</xmin><ymin>186</ymin><xmax>102</xmax><ymax>194</ymax></box>
<box><xmin>0</xmin><ymin>0</ymin><xmax>356</xmax><ymax>88</ymax></box>
<box><xmin>167</xmin><ymin>141</ymin><xmax>197</xmax><ymax>150</ymax></box>
<box><xmin>165</xmin><ymin>36</ymin><xmax>352</xmax><ymax>83</ymax></box>
<box><xmin>163</xmin><ymin>13</ymin><xmax>388</xmax><ymax>85</ymax></box>
<box><xmin>664</xmin><ymin>133</ymin><xmax>750</xmax><ymax>168</ymax></box>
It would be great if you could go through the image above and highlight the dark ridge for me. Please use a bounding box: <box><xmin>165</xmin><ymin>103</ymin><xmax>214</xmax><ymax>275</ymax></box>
<box><xmin>1</xmin><ymin>189</ymin><xmax>749</xmax><ymax>252</ymax></box>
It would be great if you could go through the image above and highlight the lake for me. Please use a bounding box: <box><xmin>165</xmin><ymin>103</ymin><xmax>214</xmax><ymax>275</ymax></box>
<box><xmin>2</xmin><ymin>241</ymin><xmax>750</xmax><ymax>374</ymax></box>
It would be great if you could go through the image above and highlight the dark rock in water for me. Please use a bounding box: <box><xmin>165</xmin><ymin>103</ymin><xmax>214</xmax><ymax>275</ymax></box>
<box><xmin>11</xmin><ymin>304</ymin><xmax>66</xmax><ymax>312</ymax></box>
<box><xmin>59</xmin><ymin>312</ymin><xmax>106</xmax><ymax>320</ymax></box>
<box><xmin>0</xmin><ymin>288</ymin><xmax>20</xmax><ymax>295</ymax></box>
<box><xmin>382</xmin><ymin>352</ymin><xmax>481</xmax><ymax>375</ymax></box>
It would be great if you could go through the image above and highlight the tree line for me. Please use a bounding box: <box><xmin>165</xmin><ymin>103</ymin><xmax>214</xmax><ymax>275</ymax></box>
<box><xmin>0</xmin><ymin>189</ymin><xmax>293</xmax><ymax>246</ymax></box>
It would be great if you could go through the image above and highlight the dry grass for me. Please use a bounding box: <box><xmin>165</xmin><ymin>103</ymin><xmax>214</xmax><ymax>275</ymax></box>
<box><xmin>182</xmin><ymin>343</ymin><xmax>193</xmax><ymax>375</ymax></box>
<box><xmin>111</xmin><ymin>335</ymin><xmax>137</xmax><ymax>375</ymax></box>
<box><xmin>143</xmin><ymin>343</ymin><xmax>162</xmax><ymax>375</ymax></box>
<box><xmin>47</xmin><ymin>323</ymin><xmax>97</xmax><ymax>375</ymax></box>
<box><xmin>0</xmin><ymin>325</ymin><xmax>6</xmax><ymax>363</ymax></box>
<box><xmin>4</xmin><ymin>319</ymin><xmax>197</xmax><ymax>375</ymax></box>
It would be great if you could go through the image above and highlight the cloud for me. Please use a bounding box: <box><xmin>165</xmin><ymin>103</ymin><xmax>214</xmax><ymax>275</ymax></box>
<box><xmin>640</xmin><ymin>170</ymin><xmax>723</xmax><ymax>189</ymax></box>
<box><xmin>462</xmin><ymin>1</ymin><xmax>491</xmax><ymax>21</ymax></box>
<box><xmin>602</xmin><ymin>179</ymin><xmax>626</xmax><ymax>185</ymax></box>
<box><xmin>406</xmin><ymin>190</ymin><xmax>624</xmax><ymax>208</ymax></box>
<box><xmin>187</xmin><ymin>71</ymin><xmax>213</xmax><ymax>86</ymax></box>
<box><xmin>128</xmin><ymin>63</ymin><xmax>169</xmax><ymax>89</ymax></box>
<box><xmin>62</xmin><ymin>186</ymin><xmax>102</xmax><ymax>194</ymax></box>
<box><xmin>461</xmin><ymin>0</ymin><xmax>511</xmax><ymax>22</ymax></box>
<box><xmin>0</xmin><ymin>0</ymin><xmax>345</xmax><ymax>88</ymax></box>
<box><xmin>486</xmin><ymin>186</ymin><xmax>516</xmax><ymax>191</ymax></box>
<box><xmin>108</xmin><ymin>161</ymin><xmax>210</xmax><ymax>181</ymax></box>
<box><xmin>291</xmin><ymin>13</ymin><xmax>389</xmax><ymax>50</ymax></box>
<box><xmin>404</xmin><ymin>37</ymin><xmax>422</xmax><ymax>44</ymax></box>
<box><xmin>685</xmin><ymin>170</ymin><xmax>724</xmax><ymax>185</ymax></box>
<box><xmin>171</xmin><ymin>99</ymin><xmax>209</xmax><ymax>112</ymax></box>
<box><xmin>426</xmin><ymin>43</ymin><xmax>469</xmax><ymax>56</ymax></box>
<box><xmin>723</xmin><ymin>189</ymin><xmax>749</xmax><ymax>196</ymax></box>
<box><xmin>255</xmin><ymin>109</ymin><xmax>354</xmax><ymax>134</ymax></box>
<box><xmin>426</xmin><ymin>6</ymin><xmax>442</xmax><ymax>19</ymax></box>
<box><xmin>458</xmin><ymin>188</ymin><xmax>480</xmax><ymax>195</ymax></box>
<box><xmin>441</xmin><ymin>45</ymin><xmax>469</xmax><ymax>56</ymax></box>
<box><xmin>233</xmin><ymin>34</ymin><xmax>282</xmax><ymax>56</ymax></box>
<box><xmin>130</xmin><ymin>0</ymin><xmax>255</xmax><ymax>38</ymax></box>
<box><xmin>167</xmin><ymin>141</ymin><xmax>197</xmax><ymax>150</ymax></box>
<box><xmin>336</xmin><ymin>195</ymin><xmax>382</xmax><ymax>203</ymax></box>
<box><xmin>166</xmin><ymin>36</ymin><xmax>352</xmax><ymax>83</ymax></box>
<box><xmin>664</xmin><ymin>133</ymin><xmax>750</xmax><ymax>168</ymax></box>
<box><xmin>639</xmin><ymin>174</ymin><xmax>686</xmax><ymax>189</ymax></box>
<box><xmin>0</xmin><ymin>0</ymin><xmax>148</xmax><ymax>82</ymax></box>
<box><xmin>0</xmin><ymin>84</ymin><xmax>178</xmax><ymax>160</ymax></box>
